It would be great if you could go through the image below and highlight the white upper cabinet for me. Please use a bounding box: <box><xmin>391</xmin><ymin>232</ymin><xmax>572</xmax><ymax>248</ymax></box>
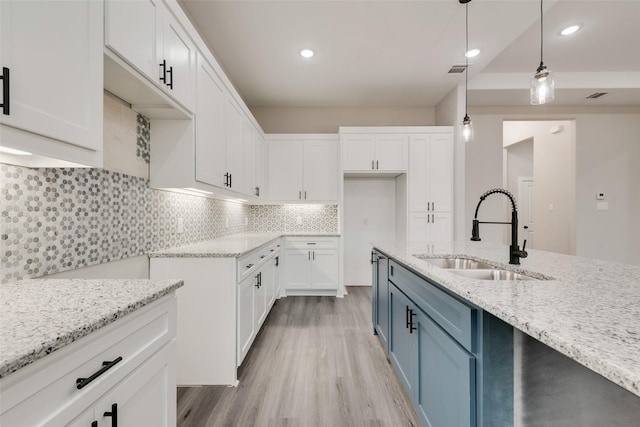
<box><xmin>267</xmin><ymin>136</ymin><xmax>339</xmax><ymax>202</ymax></box>
<box><xmin>341</xmin><ymin>133</ymin><xmax>408</xmax><ymax>172</ymax></box>
<box><xmin>194</xmin><ymin>54</ymin><xmax>225</xmax><ymax>187</ymax></box>
<box><xmin>255</xmin><ymin>134</ymin><xmax>266</xmax><ymax>199</ymax></box>
<box><xmin>408</xmin><ymin>134</ymin><xmax>453</xmax><ymax>212</ymax></box>
<box><xmin>0</xmin><ymin>0</ymin><xmax>103</xmax><ymax>167</ymax></box>
<box><xmin>243</xmin><ymin>118</ymin><xmax>265</xmax><ymax>198</ymax></box>
<box><xmin>104</xmin><ymin>0</ymin><xmax>195</xmax><ymax>112</ymax></box>
<box><xmin>159</xmin><ymin>8</ymin><xmax>195</xmax><ymax>109</ymax></box>
<box><xmin>104</xmin><ymin>0</ymin><xmax>159</xmax><ymax>80</ymax></box>
<box><xmin>223</xmin><ymin>97</ymin><xmax>244</xmax><ymax>192</ymax></box>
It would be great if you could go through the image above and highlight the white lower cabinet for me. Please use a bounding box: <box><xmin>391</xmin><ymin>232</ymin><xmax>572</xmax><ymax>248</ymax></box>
<box><xmin>150</xmin><ymin>238</ymin><xmax>281</xmax><ymax>385</ymax></box>
<box><xmin>0</xmin><ymin>296</ymin><xmax>177</xmax><ymax>427</ymax></box>
<box><xmin>284</xmin><ymin>237</ymin><xmax>339</xmax><ymax>294</ymax></box>
<box><xmin>408</xmin><ymin>212</ymin><xmax>452</xmax><ymax>244</ymax></box>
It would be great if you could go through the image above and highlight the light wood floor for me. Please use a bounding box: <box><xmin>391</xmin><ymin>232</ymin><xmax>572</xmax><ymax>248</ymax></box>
<box><xmin>177</xmin><ymin>287</ymin><xmax>419</xmax><ymax>427</ymax></box>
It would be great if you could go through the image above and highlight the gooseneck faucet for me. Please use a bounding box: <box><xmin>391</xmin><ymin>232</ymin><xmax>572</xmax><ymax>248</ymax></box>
<box><xmin>471</xmin><ymin>188</ymin><xmax>528</xmax><ymax>265</ymax></box>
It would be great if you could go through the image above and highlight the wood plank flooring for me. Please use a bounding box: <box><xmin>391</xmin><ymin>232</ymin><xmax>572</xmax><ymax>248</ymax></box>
<box><xmin>177</xmin><ymin>287</ymin><xmax>419</xmax><ymax>427</ymax></box>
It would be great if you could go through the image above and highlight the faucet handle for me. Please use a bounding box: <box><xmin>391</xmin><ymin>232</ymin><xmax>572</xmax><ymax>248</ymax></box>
<box><xmin>521</xmin><ymin>239</ymin><xmax>528</xmax><ymax>258</ymax></box>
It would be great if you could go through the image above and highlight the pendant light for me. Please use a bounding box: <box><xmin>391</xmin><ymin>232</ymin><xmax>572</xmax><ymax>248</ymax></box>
<box><xmin>530</xmin><ymin>0</ymin><xmax>554</xmax><ymax>105</ymax></box>
<box><xmin>461</xmin><ymin>0</ymin><xmax>474</xmax><ymax>142</ymax></box>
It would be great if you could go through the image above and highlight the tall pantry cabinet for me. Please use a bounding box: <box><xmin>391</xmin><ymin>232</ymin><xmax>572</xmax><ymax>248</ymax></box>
<box><xmin>407</xmin><ymin>132</ymin><xmax>454</xmax><ymax>245</ymax></box>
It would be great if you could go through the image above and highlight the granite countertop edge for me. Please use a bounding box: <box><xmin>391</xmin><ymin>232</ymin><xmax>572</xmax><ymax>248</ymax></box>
<box><xmin>0</xmin><ymin>279</ymin><xmax>184</xmax><ymax>379</ymax></box>
<box><xmin>148</xmin><ymin>232</ymin><xmax>341</xmax><ymax>258</ymax></box>
<box><xmin>372</xmin><ymin>241</ymin><xmax>640</xmax><ymax>398</ymax></box>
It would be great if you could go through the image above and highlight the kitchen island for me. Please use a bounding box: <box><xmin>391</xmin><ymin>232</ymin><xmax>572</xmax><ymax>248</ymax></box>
<box><xmin>373</xmin><ymin>241</ymin><xmax>640</xmax><ymax>426</ymax></box>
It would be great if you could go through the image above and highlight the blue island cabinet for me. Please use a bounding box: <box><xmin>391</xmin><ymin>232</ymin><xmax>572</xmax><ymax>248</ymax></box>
<box><xmin>372</xmin><ymin>250</ymin><xmax>390</xmax><ymax>350</ymax></box>
<box><xmin>375</xmin><ymin>253</ymin><xmax>514</xmax><ymax>427</ymax></box>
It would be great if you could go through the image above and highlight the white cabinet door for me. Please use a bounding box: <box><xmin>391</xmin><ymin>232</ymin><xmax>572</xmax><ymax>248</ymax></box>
<box><xmin>284</xmin><ymin>250</ymin><xmax>310</xmax><ymax>290</ymax></box>
<box><xmin>104</xmin><ymin>0</ymin><xmax>159</xmax><ymax>81</ymax></box>
<box><xmin>408</xmin><ymin>213</ymin><xmax>452</xmax><ymax>244</ymax></box>
<box><xmin>237</xmin><ymin>275</ymin><xmax>255</xmax><ymax>365</ymax></box>
<box><xmin>0</xmin><ymin>0</ymin><xmax>102</xmax><ymax>153</ymax></box>
<box><xmin>224</xmin><ymin>97</ymin><xmax>244</xmax><ymax>192</ymax></box>
<box><xmin>427</xmin><ymin>134</ymin><xmax>453</xmax><ymax>212</ymax></box>
<box><xmin>409</xmin><ymin>135</ymin><xmax>430</xmax><ymax>211</ymax></box>
<box><xmin>255</xmin><ymin>135</ymin><xmax>265</xmax><ymax>199</ymax></box>
<box><xmin>268</xmin><ymin>141</ymin><xmax>303</xmax><ymax>201</ymax></box>
<box><xmin>262</xmin><ymin>260</ymin><xmax>276</xmax><ymax>310</ymax></box>
<box><xmin>195</xmin><ymin>56</ymin><xmax>225</xmax><ymax>187</ymax></box>
<box><xmin>303</xmin><ymin>140</ymin><xmax>338</xmax><ymax>201</ymax></box>
<box><xmin>243</xmin><ymin>119</ymin><xmax>257</xmax><ymax>197</ymax></box>
<box><xmin>342</xmin><ymin>135</ymin><xmax>375</xmax><ymax>171</ymax></box>
<box><xmin>409</xmin><ymin>134</ymin><xmax>453</xmax><ymax>213</ymax></box>
<box><xmin>94</xmin><ymin>343</ymin><xmax>175</xmax><ymax>427</ymax></box>
<box><xmin>159</xmin><ymin>7</ymin><xmax>195</xmax><ymax>110</ymax></box>
<box><xmin>375</xmin><ymin>135</ymin><xmax>407</xmax><ymax>171</ymax></box>
<box><xmin>254</xmin><ymin>271</ymin><xmax>267</xmax><ymax>329</ymax></box>
<box><xmin>311</xmin><ymin>250</ymin><xmax>339</xmax><ymax>290</ymax></box>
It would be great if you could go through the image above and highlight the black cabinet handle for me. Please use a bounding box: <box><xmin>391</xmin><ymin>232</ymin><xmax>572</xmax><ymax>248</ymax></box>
<box><xmin>229</xmin><ymin>173</ymin><xmax>232</xmax><ymax>187</ymax></box>
<box><xmin>246</xmin><ymin>263</ymin><xmax>254</xmax><ymax>269</ymax></box>
<box><xmin>304</xmin><ymin>191</ymin><xmax>307</xmax><ymax>200</ymax></box>
<box><xmin>275</xmin><ymin>256</ymin><xmax>279</xmax><ymax>267</ymax></box>
<box><xmin>1</xmin><ymin>67</ymin><xmax>9</xmax><ymax>115</ymax></box>
<box><xmin>259</xmin><ymin>272</ymin><xmax>262</xmax><ymax>287</ymax></box>
<box><xmin>376</xmin><ymin>160</ymin><xmax>379</xmax><ymax>169</ymax></box>
<box><xmin>255</xmin><ymin>186</ymin><xmax>260</xmax><ymax>197</ymax></box>
<box><xmin>405</xmin><ymin>305</ymin><xmax>410</xmax><ymax>329</ymax></box>
<box><xmin>167</xmin><ymin>65</ymin><xmax>173</xmax><ymax>89</ymax></box>
<box><xmin>255</xmin><ymin>273</ymin><xmax>260</xmax><ymax>288</ymax></box>
<box><xmin>159</xmin><ymin>60</ymin><xmax>167</xmax><ymax>84</ymax></box>
<box><xmin>409</xmin><ymin>309</ymin><xmax>417</xmax><ymax>334</ymax></box>
<box><xmin>104</xmin><ymin>403</ymin><xmax>118</xmax><ymax>427</ymax></box>
<box><xmin>76</xmin><ymin>357</ymin><xmax>123</xmax><ymax>389</ymax></box>
<box><xmin>91</xmin><ymin>421</ymin><xmax>98</xmax><ymax>427</ymax></box>
<box><xmin>224</xmin><ymin>173</ymin><xmax>230</xmax><ymax>187</ymax></box>
<box><xmin>312</xmin><ymin>251</ymin><xmax>315</xmax><ymax>260</ymax></box>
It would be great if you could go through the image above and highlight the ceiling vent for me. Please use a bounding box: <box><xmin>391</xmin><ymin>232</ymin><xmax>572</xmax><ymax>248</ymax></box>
<box><xmin>448</xmin><ymin>65</ymin><xmax>467</xmax><ymax>74</ymax></box>
<box><xmin>586</xmin><ymin>92</ymin><xmax>608</xmax><ymax>99</ymax></box>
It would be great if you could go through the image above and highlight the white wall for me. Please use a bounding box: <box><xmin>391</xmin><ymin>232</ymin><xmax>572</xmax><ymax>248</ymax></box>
<box><xmin>435</xmin><ymin>85</ymin><xmax>466</xmax><ymax>240</ymax></box>
<box><xmin>470</xmin><ymin>110</ymin><xmax>640</xmax><ymax>265</ymax></box>
<box><xmin>504</xmin><ymin>120</ymin><xmax>575</xmax><ymax>255</ymax></box>
<box><xmin>575</xmin><ymin>114</ymin><xmax>640</xmax><ymax>264</ymax></box>
<box><xmin>343</xmin><ymin>177</ymin><xmax>398</xmax><ymax>285</ymax></box>
<box><xmin>251</xmin><ymin>106</ymin><xmax>435</xmax><ymax>133</ymax></box>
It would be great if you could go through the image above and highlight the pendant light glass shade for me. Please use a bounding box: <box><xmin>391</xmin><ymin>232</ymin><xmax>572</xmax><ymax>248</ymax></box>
<box><xmin>530</xmin><ymin>63</ymin><xmax>554</xmax><ymax>105</ymax></box>
<box><xmin>531</xmin><ymin>0</ymin><xmax>554</xmax><ymax>105</ymax></box>
<box><xmin>462</xmin><ymin>114</ymin><xmax>474</xmax><ymax>142</ymax></box>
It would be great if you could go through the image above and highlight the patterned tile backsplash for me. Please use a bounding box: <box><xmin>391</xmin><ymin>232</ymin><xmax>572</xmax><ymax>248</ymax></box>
<box><xmin>0</xmin><ymin>165</ymin><xmax>339</xmax><ymax>283</ymax></box>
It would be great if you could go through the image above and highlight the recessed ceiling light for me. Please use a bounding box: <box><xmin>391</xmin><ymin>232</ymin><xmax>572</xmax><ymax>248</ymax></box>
<box><xmin>300</xmin><ymin>49</ymin><xmax>314</xmax><ymax>58</ymax></box>
<box><xmin>465</xmin><ymin>49</ymin><xmax>480</xmax><ymax>58</ymax></box>
<box><xmin>560</xmin><ymin>25</ymin><xmax>581</xmax><ymax>36</ymax></box>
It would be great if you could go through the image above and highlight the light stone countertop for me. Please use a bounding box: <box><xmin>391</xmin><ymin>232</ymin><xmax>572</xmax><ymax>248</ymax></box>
<box><xmin>0</xmin><ymin>278</ymin><xmax>183</xmax><ymax>378</ymax></box>
<box><xmin>148</xmin><ymin>232</ymin><xmax>341</xmax><ymax>258</ymax></box>
<box><xmin>372</xmin><ymin>241</ymin><xmax>640</xmax><ymax>397</ymax></box>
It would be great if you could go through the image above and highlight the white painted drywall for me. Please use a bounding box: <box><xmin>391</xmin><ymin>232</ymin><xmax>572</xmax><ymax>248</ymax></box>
<box><xmin>504</xmin><ymin>120</ymin><xmax>575</xmax><ymax>255</ymax></box>
<box><xmin>468</xmin><ymin>110</ymin><xmax>640</xmax><ymax>265</ymax></box>
<box><xmin>343</xmin><ymin>177</ymin><xmax>397</xmax><ymax>285</ymax></box>
<box><xmin>435</xmin><ymin>84</ymin><xmax>466</xmax><ymax>241</ymax></box>
<box><xmin>251</xmin><ymin>106</ymin><xmax>435</xmax><ymax>133</ymax></box>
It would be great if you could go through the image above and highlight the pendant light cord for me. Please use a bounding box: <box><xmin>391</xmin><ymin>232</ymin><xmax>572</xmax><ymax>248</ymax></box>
<box><xmin>465</xmin><ymin>2</ymin><xmax>469</xmax><ymax>116</ymax></box>
<box><xmin>540</xmin><ymin>0</ymin><xmax>544</xmax><ymax>65</ymax></box>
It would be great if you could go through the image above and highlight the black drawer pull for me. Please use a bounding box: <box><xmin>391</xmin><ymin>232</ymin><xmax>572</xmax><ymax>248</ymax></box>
<box><xmin>246</xmin><ymin>263</ymin><xmax>254</xmax><ymax>269</ymax></box>
<box><xmin>306</xmin><ymin>242</ymin><xmax>317</xmax><ymax>245</ymax></box>
<box><xmin>167</xmin><ymin>65</ymin><xmax>173</xmax><ymax>89</ymax></box>
<box><xmin>76</xmin><ymin>357</ymin><xmax>123</xmax><ymax>389</ymax></box>
<box><xmin>104</xmin><ymin>403</ymin><xmax>118</xmax><ymax>427</ymax></box>
<box><xmin>260</xmin><ymin>255</ymin><xmax>266</xmax><ymax>259</ymax></box>
<box><xmin>1</xmin><ymin>67</ymin><xmax>9</xmax><ymax>115</ymax></box>
<box><xmin>159</xmin><ymin>60</ymin><xmax>167</xmax><ymax>84</ymax></box>
<box><xmin>409</xmin><ymin>309</ymin><xmax>417</xmax><ymax>334</ymax></box>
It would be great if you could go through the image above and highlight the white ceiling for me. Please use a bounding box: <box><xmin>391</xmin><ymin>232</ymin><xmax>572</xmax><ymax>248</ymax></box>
<box><xmin>179</xmin><ymin>0</ymin><xmax>640</xmax><ymax>108</ymax></box>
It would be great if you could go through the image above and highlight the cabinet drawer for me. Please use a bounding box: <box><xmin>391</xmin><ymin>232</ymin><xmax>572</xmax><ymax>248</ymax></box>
<box><xmin>285</xmin><ymin>237</ymin><xmax>338</xmax><ymax>249</ymax></box>
<box><xmin>389</xmin><ymin>261</ymin><xmax>476</xmax><ymax>352</ymax></box>
<box><xmin>237</xmin><ymin>251</ymin><xmax>260</xmax><ymax>282</ymax></box>
<box><xmin>0</xmin><ymin>296</ymin><xmax>175</xmax><ymax>427</ymax></box>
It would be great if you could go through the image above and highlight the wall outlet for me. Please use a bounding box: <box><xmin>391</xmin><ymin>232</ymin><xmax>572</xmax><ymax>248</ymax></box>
<box><xmin>177</xmin><ymin>218</ymin><xmax>184</xmax><ymax>234</ymax></box>
<box><xmin>596</xmin><ymin>192</ymin><xmax>605</xmax><ymax>200</ymax></box>
<box><xmin>296</xmin><ymin>216</ymin><xmax>302</xmax><ymax>225</ymax></box>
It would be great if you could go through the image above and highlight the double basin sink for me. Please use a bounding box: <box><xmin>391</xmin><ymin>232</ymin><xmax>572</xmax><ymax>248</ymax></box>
<box><xmin>415</xmin><ymin>256</ymin><xmax>537</xmax><ymax>281</ymax></box>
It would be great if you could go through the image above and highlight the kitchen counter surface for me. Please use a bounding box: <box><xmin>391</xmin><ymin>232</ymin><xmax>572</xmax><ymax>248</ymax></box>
<box><xmin>0</xmin><ymin>278</ymin><xmax>183</xmax><ymax>378</ymax></box>
<box><xmin>372</xmin><ymin>241</ymin><xmax>640</xmax><ymax>397</ymax></box>
<box><xmin>148</xmin><ymin>232</ymin><xmax>341</xmax><ymax>258</ymax></box>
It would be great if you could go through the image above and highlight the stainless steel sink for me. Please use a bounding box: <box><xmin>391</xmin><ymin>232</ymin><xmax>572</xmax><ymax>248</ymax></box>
<box><xmin>449</xmin><ymin>269</ymin><xmax>536</xmax><ymax>281</ymax></box>
<box><xmin>417</xmin><ymin>257</ymin><xmax>496</xmax><ymax>270</ymax></box>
